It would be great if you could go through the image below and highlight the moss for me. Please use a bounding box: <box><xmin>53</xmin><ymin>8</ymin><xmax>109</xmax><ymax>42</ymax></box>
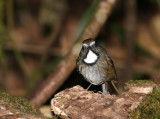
<box><xmin>0</xmin><ymin>92</ymin><xmax>39</xmax><ymax>115</ymax></box>
<box><xmin>127</xmin><ymin>80</ymin><xmax>154</xmax><ymax>86</ymax></box>
<box><xmin>124</xmin><ymin>80</ymin><xmax>155</xmax><ymax>92</ymax></box>
<box><xmin>0</xmin><ymin>92</ymin><xmax>58</xmax><ymax>119</ymax></box>
<box><xmin>129</xmin><ymin>89</ymin><xmax>160</xmax><ymax>119</ymax></box>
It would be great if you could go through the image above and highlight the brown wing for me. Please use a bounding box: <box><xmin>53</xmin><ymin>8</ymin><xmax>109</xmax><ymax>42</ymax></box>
<box><xmin>97</xmin><ymin>46</ymin><xmax>117</xmax><ymax>81</ymax></box>
<box><xmin>105</xmin><ymin>55</ymin><xmax>117</xmax><ymax>80</ymax></box>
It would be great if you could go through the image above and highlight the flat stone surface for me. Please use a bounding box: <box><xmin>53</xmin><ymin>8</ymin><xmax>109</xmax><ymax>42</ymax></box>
<box><xmin>51</xmin><ymin>84</ymin><xmax>156</xmax><ymax>119</ymax></box>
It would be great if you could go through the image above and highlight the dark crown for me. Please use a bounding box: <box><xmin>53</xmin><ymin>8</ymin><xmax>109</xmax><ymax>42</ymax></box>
<box><xmin>82</xmin><ymin>38</ymin><xmax>95</xmax><ymax>45</ymax></box>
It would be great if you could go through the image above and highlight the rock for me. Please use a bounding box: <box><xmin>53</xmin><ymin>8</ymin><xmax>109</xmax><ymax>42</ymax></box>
<box><xmin>51</xmin><ymin>81</ymin><xmax>156</xmax><ymax>119</ymax></box>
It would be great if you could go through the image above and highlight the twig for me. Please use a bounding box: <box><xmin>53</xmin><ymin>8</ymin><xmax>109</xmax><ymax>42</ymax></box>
<box><xmin>29</xmin><ymin>0</ymin><xmax>117</xmax><ymax>108</ymax></box>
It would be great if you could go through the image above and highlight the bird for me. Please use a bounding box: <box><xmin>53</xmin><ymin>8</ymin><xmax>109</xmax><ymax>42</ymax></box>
<box><xmin>76</xmin><ymin>38</ymin><xmax>118</xmax><ymax>95</ymax></box>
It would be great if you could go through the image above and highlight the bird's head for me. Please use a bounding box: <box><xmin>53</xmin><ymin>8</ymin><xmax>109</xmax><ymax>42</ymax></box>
<box><xmin>81</xmin><ymin>38</ymin><xmax>99</xmax><ymax>64</ymax></box>
<box><xmin>82</xmin><ymin>38</ymin><xmax>96</xmax><ymax>48</ymax></box>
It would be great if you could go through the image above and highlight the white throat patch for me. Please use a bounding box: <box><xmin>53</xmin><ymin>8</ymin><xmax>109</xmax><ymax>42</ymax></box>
<box><xmin>84</xmin><ymin>50</ymin><xmax>98</xmax><ymax>64</ymax></box>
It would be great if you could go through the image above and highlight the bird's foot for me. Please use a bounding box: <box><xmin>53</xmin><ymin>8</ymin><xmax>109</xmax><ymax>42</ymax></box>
<box><xmin>97</xmin><ymin>91</ymin><xmax>103</xmax><ymax>94</ymax></box>
<box><xmin>86</xmin><ymin>84</ymin><xmax>92</xmax><ymax>90</ymax></box>
<box><xmin>98</xmin><ymin>91</ymin><xmax>110</xmax><ymax>95</ymax></box>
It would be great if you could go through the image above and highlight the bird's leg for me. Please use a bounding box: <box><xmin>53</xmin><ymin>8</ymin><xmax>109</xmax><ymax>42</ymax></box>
<box><xmin>102</xmin><ymin>83</ymin><xmax>110</xmax><ymax>95</ymax></box>
<box><xmin>86</xmin><ymin>84</ymin><xmax>92</xmax><ymax>90</ymax></box>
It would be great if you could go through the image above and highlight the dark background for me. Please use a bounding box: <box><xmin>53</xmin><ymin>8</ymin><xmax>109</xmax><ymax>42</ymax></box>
<box><xmin>0</xmin><ymin>0</ymin><xmax>160</xmax><ymax>105</ymax></box>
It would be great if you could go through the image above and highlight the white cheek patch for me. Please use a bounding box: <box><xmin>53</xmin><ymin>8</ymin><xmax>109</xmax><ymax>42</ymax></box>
<box><xmin>84</xmin><ymin>50</ymin><xmax>98</xmax><ymax>64</ymax></box>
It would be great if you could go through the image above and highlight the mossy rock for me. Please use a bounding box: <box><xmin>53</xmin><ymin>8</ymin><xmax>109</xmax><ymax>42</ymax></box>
<box><xmin>129</xmin><ymin>89</ymin><xmax>160</xmax><ymax>119</ymax></box>
<box><xmin>127</xmin><ymin>80</ymin><xmax>154</xmax><ymax>86</ymax></box>
<box><xmin>0</xmin><ymin>92</ymin><xmax>39</xmax><ymax>115</ymax></box>
<box><xmin>0</xmin><ymin>92</ymin><xmax>57</xmax><ymax>119</ymax></box>
<box><xmin>124</xmin><ymin>80</ymin><xmax>155</xmax><ymax>91</ymax></box>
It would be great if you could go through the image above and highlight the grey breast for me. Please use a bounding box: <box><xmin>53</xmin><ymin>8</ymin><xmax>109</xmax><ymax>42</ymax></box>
<box><xmin>80</xmin><ymin>57</ymin><xmax>108</xmax><ymax>85</ymax></box>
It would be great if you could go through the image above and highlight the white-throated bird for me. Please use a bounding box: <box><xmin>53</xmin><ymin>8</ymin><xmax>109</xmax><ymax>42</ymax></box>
<box><xmin>76</xmin><ymin>38</ymin><xmax>118</xmax><ymax>94</ymax></box>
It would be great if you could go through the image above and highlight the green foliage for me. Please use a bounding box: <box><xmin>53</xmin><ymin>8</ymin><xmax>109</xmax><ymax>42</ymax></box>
<box><xmin>129</xmin><ymin>89</ymin><xmax>160</xmax><ymax>119</ymax></box>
